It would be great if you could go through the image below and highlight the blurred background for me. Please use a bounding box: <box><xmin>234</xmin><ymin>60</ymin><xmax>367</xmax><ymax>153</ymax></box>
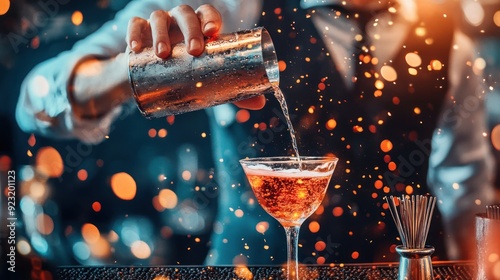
<box><xmin>0</xmin><ymin>0</ymin><xmax>499</xmax><ymax>279</ymax></box>
<box><xmin>458</xmin><ymin>0</ymin><xmax>500</xmax><ymax>187</ymax></box>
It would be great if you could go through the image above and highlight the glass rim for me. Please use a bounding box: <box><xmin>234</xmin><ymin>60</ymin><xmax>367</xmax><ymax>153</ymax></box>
<box><xmin>239</xmin><ymin>156</ymin><xmax>338</xmax><ymax>164</ymax></box>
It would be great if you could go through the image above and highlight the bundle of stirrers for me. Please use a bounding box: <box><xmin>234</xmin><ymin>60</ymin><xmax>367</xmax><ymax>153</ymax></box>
<box><xmin>385</xmin><ymin>195</ymin><xmax>437</xmax><ymax>249</ymax></box>
<box><xmin>486</xmin><ymin>204</ymin><xmax>500</xmax><ymax>220</ymax></box>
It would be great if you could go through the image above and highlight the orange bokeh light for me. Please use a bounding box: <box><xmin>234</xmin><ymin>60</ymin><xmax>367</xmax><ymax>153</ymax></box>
<box><xmin>278</xmin><ymin>60</ymin><xmax>287</xmax><ymax>72</ymax></box>
<box><xmin>37</xmin><ymin>214</ymin><xmax>54</xmax><ymax>235</ymax></box>
<box><xmin>148</xmin><ymin>128</ymin><xmax>157</xmax><ymax>138</ymax></box>
<box><xmin>110</xmin><ymin>172</ymin><xmax>137</xmax><ymax>200</ymax></box>
<box><xmin>353</xmin><ymin>125</ymin><xmax>363</xmax><ymax>133</ymax></box>
<box><xmin>390</xmin><ymin>244</ymin><xmax>397</xmax><ymax>253</ymax></box>
<box><xmin>315</xmin><ymin>241</ymin><xmax>327</xmax><ymax>251</ymax></box>
<box><xmin>326</xmin><ymin>119</ymin><xmax>337</xmax><ymax>130</ymax></box>
<box><xmin>388</xmin><ymin>161</ymin><xmax>397</xmax><ymax>171</ymax></box>
<box><xmin>0</xmin><ymin>0</ymin><xmax>10</xmax><ymax>15</ymax></box>
<box><xmin>405</xmin><ymin>52</ymin><xmax>422</xmax><ymax>67</ymax></box>
<box><xmin>72</xmin><ymin>11</ymin><xmax>83</xmax><ymax>26</ymax></box>
<box><xmin>158</xmin><ymin>128</ymin><xmax>167</xmax><ymax>138</ymax></box>
<box><xmin>166</xmin><ymin>115</ymin><xmax>175</xmax><ymax>125</ymax></box>
<box><xmin>152</xmin><ymin>196</ymin><xmax>163</xmax><ymax>212</ymax></box>
<box><xmin>236</xmin><ymin>109</ymin><xmax>251</xmax><ymax>123</ymax></box>
<box><xmin>380</xmin><ymin>139</ymin><xmax>393</xmax><ymax>153</ymax></box>
<box><xmin>494</xmin><ymin>11</ymin><xmax>500</xmax><ymax>27</ymax></box>
<box><xmin>131</xmin><ymin>240</ymin><xmax>151</xmax><ymax>259</ymax></box>
<box><xmin>77</xmin><ymin>169</ymin><xmax>88</xmax><ymax>181</ymax></box>
<box><xmin>158</xmin><ymin>188</ymin><xmax>177</xmax><ymax>209</ymax></box>
<box><xmin>31</xmin><ymin>36</ymin><xmax>40</xmax><ymax>49</ymax></box>
<box><xmin>92</xmin><ymin>201</ymin><xmax>101</xmax><ymax>212</ymax></box>
<box><xmin>491</xmin><ymin>125</ymin><xmax>500</xmax><ymax>150</ymax></box>
<box><xmin>234</xmin><ymin>209</ymin><xmax>244</xmax><ymax>218</ymax></box>
<box><xmin>384</xmin><ymin>155</ymin><xmax>391</xmax><ymax>163</ymax></box>
<box><xmin>181</xmin><ymin>170</ymin><xmax>191</xmax><ymax>181</ymax></box>
<box><xmin>81</xmin><ymin>223</ymin><xmax>100</xmax><ymax>244</ymax></box>
<box><xmin>405</xmin><ymin>185</ymin><xmax>414</xmax><ymax>195</ymax></box>
<box><xmin>256</xmin><ymin>221</ymin><xmax>269</xmax><ymax>234</ymax></box>
<box><xmin>309</xmin><ymin>221</ymin><xmax>320</xmax><ymax>233</ymax></box>
<box><xmin>384</xmin><ymin>154</ymin><xmax>391</xmax><ymax>163</ymax></box>
<box><xmin>380</xmin><ymin>65</ymin><xmax>397</xmax><ymax>82</ymax></box>
<box><xmin>332</xmin><ymin>206</ymin><xmax>344</xmax><ymax>217</ymax></box>
<box><xmin>392</xmin><ymin>96</ymin><xmax>400</xmax><ymax>105</ymax></box>
<box><xmin>28</xmin><ymin>134</ymin><xmax>36</xmax><ymax>147</ymax></box>
<box><xmin>315</xmin><ymin>205</ymin><xmax>324</xmax><ymax>215</ymax></box>
<box><xmin>430</xmin><ymin>59</ymin><xmax>443</xmax><ymax>71</ymax></box>
<box><xmin>89</xmin><ymin>237</ymin><xmax>110</xmax><ymax>258</ymax></box>
<box><xmin>0</xmin><ymin>155</ymin><xmax>11</xmax><ymax>171</ymax></box>
<box><xmin>316</xmin><ymin>256</ymin><xmax>326</xmax><ymax>264</ymax></box>
<box><xmin>36</xmin><ymin>146</ymin><xmax>64</xmax><ymax>178</ymax></box>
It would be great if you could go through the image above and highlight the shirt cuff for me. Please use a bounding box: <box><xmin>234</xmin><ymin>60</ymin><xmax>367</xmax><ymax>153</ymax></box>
<box><xmin>16</xmin><ymin>51</ymin><xmax>125</xmax><ymax>144</ymax></box>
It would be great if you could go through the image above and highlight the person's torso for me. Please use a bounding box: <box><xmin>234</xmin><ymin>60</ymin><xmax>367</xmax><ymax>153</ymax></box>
<box><xmin>237</xmin><ymin>0</ymin><xmax>455</xmax><ymax>262</ymax></box>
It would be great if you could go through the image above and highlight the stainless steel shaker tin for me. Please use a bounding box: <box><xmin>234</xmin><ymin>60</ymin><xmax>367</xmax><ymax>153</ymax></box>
<box><xmin>475</xmin><ymin>213</ymin><xmax>500</xmax><ymax>280</ymax></box>
<box><xmin>128</xmin><ymin>27</ymin><xmax>279</xmax><ymax>118</ymax></box>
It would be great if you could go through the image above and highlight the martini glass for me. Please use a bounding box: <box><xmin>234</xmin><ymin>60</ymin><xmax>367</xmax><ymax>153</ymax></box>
<box><xmin>240</xmin><ymin>156</ymin><xmax>338</xmax><ymax>280</ymax></box>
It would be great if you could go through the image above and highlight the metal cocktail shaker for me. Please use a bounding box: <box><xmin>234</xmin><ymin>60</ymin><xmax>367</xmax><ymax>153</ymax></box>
<box><xmin>476</xmin><ymin>212</ymin><xmax>500</xmax><ymax>280</ymax></box>
<box><xmin>128</xmin><ymin>27</ymin><xmax>279</xmax><ymax>118</ymax></box>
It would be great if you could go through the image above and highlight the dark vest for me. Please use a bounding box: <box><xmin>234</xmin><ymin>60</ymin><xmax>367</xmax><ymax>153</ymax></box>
<box><xmin>237</xmin><ymin>0</ymin><xmax>455</xmax><ymax>262</ymax></box>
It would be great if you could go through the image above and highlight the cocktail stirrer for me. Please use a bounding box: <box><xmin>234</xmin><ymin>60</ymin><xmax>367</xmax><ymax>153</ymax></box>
<box><xmin>486</xmin><ymin>205</ymin><xmax>500</xmax><ymax>220</ymax></box>
<box><xmin>385</xmin><ymin>195</ymin><xmax>437</xmax><ymax>280</ymax></box>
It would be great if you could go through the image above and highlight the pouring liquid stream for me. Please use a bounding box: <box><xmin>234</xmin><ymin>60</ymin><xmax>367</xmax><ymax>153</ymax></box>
<box><xmin>273</xmin><ymin>87</ymin><xmax>301</xmax><ymax>162</ymax></box>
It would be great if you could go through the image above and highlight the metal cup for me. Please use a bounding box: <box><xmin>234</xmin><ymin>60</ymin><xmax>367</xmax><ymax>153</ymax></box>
<box><xmin>396</xmin><ymin>245</ymin><xmax>435</xmax><ymax>280</ymax></box>
<box><xmin>475</xmin><ymin>213</ymin><xmax>500</xmax><ymax>280</ymax></box>
<box><xmin>128</xmin><ymin>27</ymin><xmax>279</xmax><ymax>118</ymax></box>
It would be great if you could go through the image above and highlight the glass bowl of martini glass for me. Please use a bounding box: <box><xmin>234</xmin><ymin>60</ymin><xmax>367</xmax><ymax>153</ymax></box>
<box><xmin>240</xmin><ymin>156</ymin><xmax>338</xmax><ymax>280</ymax></box>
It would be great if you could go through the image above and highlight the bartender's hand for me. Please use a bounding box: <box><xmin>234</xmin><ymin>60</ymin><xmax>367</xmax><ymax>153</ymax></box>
<box><xmin>126</xmin><ymin>4</ymin><xmax>266</xmax><ymax>110</ymax></box>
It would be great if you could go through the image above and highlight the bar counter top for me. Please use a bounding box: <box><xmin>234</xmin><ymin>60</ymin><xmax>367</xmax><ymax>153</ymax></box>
<box><xmin>57</xmin><ymin>261</ymin><xmax>475</xmax><ymax>280</ymax></box>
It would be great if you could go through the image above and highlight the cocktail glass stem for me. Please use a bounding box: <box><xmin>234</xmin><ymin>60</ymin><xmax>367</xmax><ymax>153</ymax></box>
<box><xmin>284</xmin><ymin>225</ymin><xmax>300</xmax><ymax>280</ymax></box>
